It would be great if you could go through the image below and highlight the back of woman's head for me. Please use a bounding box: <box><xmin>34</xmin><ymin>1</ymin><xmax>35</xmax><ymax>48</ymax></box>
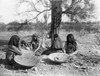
<box><xmin>67</xmin><ymin>34</ymin><xmax>76</xmax><ymax>43</ymax></box>
<box><xmin>8</xmin><ymin>35</ymin><xmax>20</xmax><ymax>47</ymax></box>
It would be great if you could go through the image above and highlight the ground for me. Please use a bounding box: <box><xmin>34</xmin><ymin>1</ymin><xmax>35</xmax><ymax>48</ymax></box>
<box><xmin>1</xmin><ymin>30</ymin><xmax>100</xmax><ymax>76</ymax></box>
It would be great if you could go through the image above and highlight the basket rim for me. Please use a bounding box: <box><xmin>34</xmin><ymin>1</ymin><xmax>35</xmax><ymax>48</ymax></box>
<box><xmin>14</xmin><ymin>54</ymin><xmax>39</xmax><ymax>67</ymax></box>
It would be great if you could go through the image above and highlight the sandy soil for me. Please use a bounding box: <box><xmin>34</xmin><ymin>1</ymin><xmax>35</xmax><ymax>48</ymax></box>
<box><xmin>1</xmin><ymin>31</ymin><xmax>100</xmax><ymax>76</ymax></box>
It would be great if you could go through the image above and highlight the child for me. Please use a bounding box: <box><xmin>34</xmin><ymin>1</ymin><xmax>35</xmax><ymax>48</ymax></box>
<box><xmin>21</xmin><ymin>40</ymin><xmax>30</xmax><ymax>50</ymax></box>
<box><xmin>6</xmin><ymin>35</ymin><xmax>22</xmax><ymax>67</ymax></box>
<box><xmin>64</xmin><ymin>34</ymin><xmax>77</xmax><ymax>55</ymax></box>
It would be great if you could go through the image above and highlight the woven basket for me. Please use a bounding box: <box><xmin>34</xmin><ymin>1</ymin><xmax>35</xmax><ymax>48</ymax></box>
<box><xmin>48</xmin><ymin>53</ymin><xmax>69</xmax><ymax>63</ymax></box>
<box><xmin>14</xmin><ymin>49</ymin><xmax>39</xmax><ymax>68</ymax></box>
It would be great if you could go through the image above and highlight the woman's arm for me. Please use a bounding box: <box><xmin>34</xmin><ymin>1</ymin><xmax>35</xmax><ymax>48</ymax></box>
<box><xmin>73</xmin><ymin>42</ymin><xmax>77</xmax><ymax>51</ymax></box>
<box><xmin>34</xmin><ymin>38</ymin><xmax>42</xmax><ymax>53</ymax></box>
<box><xmin>69</xmin><ymin>49</ymin><xmax>78</xmax><ymax>56</ymax></box>
<box><xmin>11</xmin><ymin>46</ymin><xmax>22</xmax><ymax>55</ymax></box>
<box><xmin>62</xmin><ymin>48</ymin><xmax>66</xmax><ymax>53</ymax></box>
<box><xmin>62</xmin><ymin>42</ymin><xmax>67</xmax><ymax>53</ymax></box>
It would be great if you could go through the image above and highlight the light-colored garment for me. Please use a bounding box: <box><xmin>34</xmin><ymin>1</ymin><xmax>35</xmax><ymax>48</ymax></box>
<box><xmin>53</xmin><ymin>36</ymin><xmax>63</xmax><ymax>50</ymax></box>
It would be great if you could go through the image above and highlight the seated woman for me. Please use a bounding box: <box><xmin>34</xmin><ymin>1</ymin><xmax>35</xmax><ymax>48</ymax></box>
<box><xmin>42</xmin><ymin>34</ymin><xmax>64</xmax><ymax>55</ymax></box>
<box><xmin>6</xmin><ymin>35</ymin><xmax>22</xmax><ymax>67</ymax></box>
<box><xmin>30</xmin><ymin>33</ymin><xmax>40</xmax><ymax>51</ymax></box>
<box><xmin>64</xmin><ymin>34</ymin><xmax>78</xmax><ymax>56</ymax></box>
<box><xmin>53</xmin><ymin>34</ymin><xmax>64</xmax><ymax>52</ymax></box>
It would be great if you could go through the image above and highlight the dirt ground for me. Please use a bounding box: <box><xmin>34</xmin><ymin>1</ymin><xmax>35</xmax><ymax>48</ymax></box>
<box><xmin>1</xmin><ymin>30</ymin><xmax>100</xmax><ymax>76</ymax></box>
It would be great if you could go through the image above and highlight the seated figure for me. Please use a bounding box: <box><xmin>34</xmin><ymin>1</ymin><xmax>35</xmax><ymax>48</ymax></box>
<box><xmin>64</xmin><ymin>34</ymin><xmax>77</xmax><ymax>55</ymax></box>
<box><xmin>6</xmin><ymin>35</ymin><xmax>22</xmax><ymax>67</ymax></box>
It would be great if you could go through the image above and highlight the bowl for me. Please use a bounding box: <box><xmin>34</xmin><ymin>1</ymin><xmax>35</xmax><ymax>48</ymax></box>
<box><xmin>48</xmin><ymin>53</ymin><xmax>69</xmax><ymax>63</ymax></box>
<box><xmin>14</xmin><ymin>51</ymin><xmax>39</xmax><ymax>68</ymax></box>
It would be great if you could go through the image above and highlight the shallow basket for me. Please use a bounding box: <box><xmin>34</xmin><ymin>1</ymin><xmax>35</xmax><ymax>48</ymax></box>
<box><xmin>48</xmin><ymin>53</ymin><xmax>69</xmax><ymax>63</ymax></box>
<box><xmin>14</xmin><ymin>49</ymin><xmax>39</xmax><ymax>68</ymax></box>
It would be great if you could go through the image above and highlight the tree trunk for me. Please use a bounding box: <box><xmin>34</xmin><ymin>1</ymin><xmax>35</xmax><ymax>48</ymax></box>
<box><xmin>51</xmin><ymin>0</ymin><xmax>62</xmax><ymax>49</ymax></box>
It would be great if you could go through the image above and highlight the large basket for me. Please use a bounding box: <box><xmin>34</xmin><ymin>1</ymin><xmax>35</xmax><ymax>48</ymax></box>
<box><xmin>14</xmin><ymin>49</ymin><xmax>39</xmax><ymax>68</ymax></box>
<box><xmin>14</xmin><ymin>34</ymin><xmax>41</xmax><ymax>68</ymax></box>
<box><xmin>48</xmin><ymin>53</ymin><xmax>69</xmax><ymax>63</ymax></box>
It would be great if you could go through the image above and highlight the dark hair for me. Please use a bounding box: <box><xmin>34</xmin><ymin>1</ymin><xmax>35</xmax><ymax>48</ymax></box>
<box><xmin>21</xmin><ymin>40</ymin><xmax>27</xmax><ymax>46</ymax></box>
<box><xmin>67</xmin><ymin>34</ymin><xmax>76</xmax><ymax>43</ymax></box>
<box><xmin>66</xmin><ymin>34</ymin><xmax>77</xmax><ymax>53</ymax></box>
<box><xmin>8</xmin><ymin>35</ymin><xmax>20</xmax><ymax>48</ymax></box>
<box><xmin>31</xmin><ymin>33</ymin><xmax>38</xmax><ymax>43</ymax></box>
<box><xmin>54</xmin><ymin>34</ymin><xmax>58</xmax><ymax>38</ymax></box>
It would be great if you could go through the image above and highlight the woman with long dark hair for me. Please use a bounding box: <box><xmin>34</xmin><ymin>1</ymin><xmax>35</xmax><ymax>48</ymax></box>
<box><xmin>64</xmin><ymin>34</ymin><xmax>77</xmax><ymax>55</ymax></box>
<box><xmin>6</xmin><ymin>35</ymin><xmax>22</xmax><ymax>67</ymax></box>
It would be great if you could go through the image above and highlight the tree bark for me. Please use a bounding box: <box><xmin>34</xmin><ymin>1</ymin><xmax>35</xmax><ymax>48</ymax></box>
<box><xmin>51</xmin><ymin>0</ymin><xmax>62</xmax><ymax>49</ymax></box>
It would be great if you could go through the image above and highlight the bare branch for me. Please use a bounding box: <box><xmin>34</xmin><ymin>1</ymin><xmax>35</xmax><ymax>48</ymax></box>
<box><xmin>62</xmin><ymin>0</ymin><xmax>83</xmax><ymax>14</ymax></box>
<box><xmin>37</xmin><ymin>0</ymin><xmax>51</xmax><ymax>8</ymax></box>
<box><xmin>28</xmin><ymin>9</ymin><xmax>51</xmax><ymax>21</ymax></box>
<box><xmin>70</xmin><ymin>0</ymin><xmax>82</xmax><ymax>9</ymax></box>
<box><xmin>17</xmin><ymin>9</ymin><xmax>34</xmax><ymax>15</ymax></box>
<box><xmin>18</xmin><ymin>0</ymin><xmax>42</xmax><ymax>15</ymax></box>
<box><xmin>17</xmin><ymin>0</ymin><xmax>51</xmax><ymax>22</ymax></box>
<box><xmin>20</xmin><ymin>0</ymin><xmax>41</xmax><ymax>12</ymax></box>
<box><xmin>30</xmin><ymin>0</ymin><xmax>41</xmax><ymax>12</ymax></box>
<box><xmin>73</xmin><ymin>0</ymin><xmax>82</xmax><ymax>6</ymax></box>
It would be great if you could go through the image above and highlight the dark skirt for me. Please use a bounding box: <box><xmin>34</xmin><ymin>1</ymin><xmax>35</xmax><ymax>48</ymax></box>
<box><xmin>6</xmin><ymin>51</ymin><xmax>15</xmax><ymax>67</ymax></box>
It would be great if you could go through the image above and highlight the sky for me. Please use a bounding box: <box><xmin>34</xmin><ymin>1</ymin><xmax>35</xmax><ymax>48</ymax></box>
<box><xmin>0</xmin><ymin>0</ymin><xmax>100</xmax><ymax>24</ymax></box>
<box><xmin>0</xmin><ymin>0</ymin><xmax>18</xmax><ymax>23</ymax></box>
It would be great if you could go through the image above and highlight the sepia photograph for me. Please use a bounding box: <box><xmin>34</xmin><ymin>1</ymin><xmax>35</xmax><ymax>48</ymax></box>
<box><xmin>0</xmin><ymin>0</ymin><xmax>100</xmax><ymax>76</ymax></box>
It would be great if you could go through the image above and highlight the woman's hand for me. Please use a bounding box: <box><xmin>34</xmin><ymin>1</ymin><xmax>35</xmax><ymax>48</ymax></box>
<box><xmin>62</xmin><ymin>47</ymin><xmax>66</xmax><ymax>53</ymax></box>
<box><xmin>69</xmin><ymin>50</ymin><xmax>78</xmax><ymax>56</ymax></box>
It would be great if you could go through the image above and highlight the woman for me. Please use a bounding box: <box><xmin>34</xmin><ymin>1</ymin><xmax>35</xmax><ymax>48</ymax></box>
<box><xmin>64</xmin><ymin>34</ymin><xmax>77</xmax><ymax>55</ymax></box>
<box><xmin>53</xmin><ymin>34</ymin><xmax>63</xmax><ymax>51</ymax></box>
<box><xmin>30</xmin><ymin>33</ymin><xmax>40</xmax><ymax>51</ymax></box>
<box><xmin>6</xmin><ymin>35</ymin><xmax>22</xmax><ymax>67</ymax></box>
<box><xmin>43</xmin><ymin>34</ymin><xmax>65</xmax><ymax>55</ymax></box>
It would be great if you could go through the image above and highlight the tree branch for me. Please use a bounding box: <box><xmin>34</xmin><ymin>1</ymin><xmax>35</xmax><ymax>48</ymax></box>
<box><xmin>73</xmin><ymin>0</ymin><xmax>82</xmax><ymax>6</ymax></box>
<box><xmin>28</xmin><ymin>9</ymin><xmax>51</xmax><ymax>21</ymax></box>
<box><xmin>30</xmin><ymin>0</ymin><xmax>41</xmax><ymax>12</ymax></box>
<box><xmin>38</xmin><ymin>0</ymin><xmax>50</xmax><ymax>8</ymax></box>
<box><xmin>18</xmin><ymin>0</ymin><xmax>42</xmax><ymax>15</ymax></box>
<box><xmin>62</xmin><ymin>0</ymin><xmax>82</xmax><ymax>14</ymax></box>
